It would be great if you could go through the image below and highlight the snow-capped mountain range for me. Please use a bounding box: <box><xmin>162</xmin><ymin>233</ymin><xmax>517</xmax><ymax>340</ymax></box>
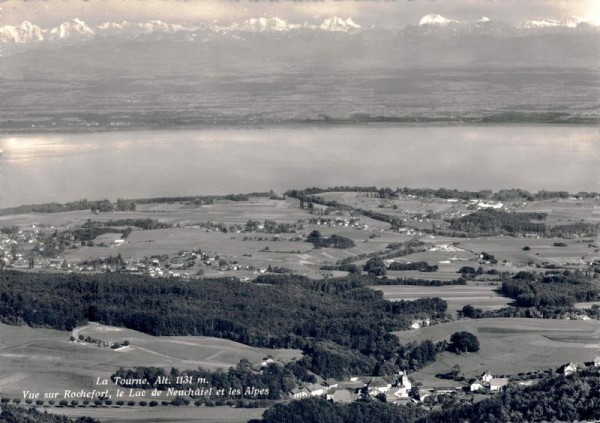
<box><xmin>0</xmin><ymin>16</ymin><xmax>362</xmax><ymax>44</ymax></box>
<box><xmin>1</xmin><ymin>14</ymin><xmax>597</xmax><ymax>44</ymax></box>
<box><xmin>418</xmin><ymin>13</ymin><xmax>599</xmax><ymax>29</ymax></box>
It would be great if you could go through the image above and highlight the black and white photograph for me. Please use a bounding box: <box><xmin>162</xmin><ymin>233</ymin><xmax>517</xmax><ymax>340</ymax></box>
<box><xmin>0</xmin><ymin>0</ymin><xmax>599</xmax><ymax>421</ymax></box>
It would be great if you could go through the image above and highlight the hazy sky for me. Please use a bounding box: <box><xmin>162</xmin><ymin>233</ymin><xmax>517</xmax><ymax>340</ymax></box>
<box><xmin>1</xmin><ymin>0</ymin><xmax>599</xmax><ymax>27</ymax></box>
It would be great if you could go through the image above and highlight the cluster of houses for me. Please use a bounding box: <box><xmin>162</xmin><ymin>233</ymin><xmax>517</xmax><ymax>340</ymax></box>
<box><xmin>559</xmin><ymin>356</ymin><xmax>600</xmax><ymax>376</ymax></box>
<box><xmin>288</xmin><ymin>356</ymin><xmax>600</xmax><ymax>408</ymax></box>
<box><xmin>469</xmin><ymin>371</ymin><xmax>509</xmax><ymax>393</ymax></box>
<box><xmin>289</xmin><ymin>371</ymin><xmax>414</xmax><ymax>405</ymax></box>
<box><xmin>469</xmin><ymin>356</ymin><xmax>600</xmax><ymax>394</ymax></box>
<box><xmin>469</xmin><ymin>200</ymin><xmax>504</xmax><ymax>210</ymax></box>
<box><xmin>0</xmin><ymin>225</ymin><xmax>38</xmax><ymax>268</ymax></box>
<box><xmin>310</xmin><ymin>217</ymin><xmax>368</xmax><ymax>230</ymax></box>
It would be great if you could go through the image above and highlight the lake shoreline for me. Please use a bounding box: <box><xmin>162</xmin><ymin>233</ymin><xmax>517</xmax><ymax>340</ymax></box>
<box><xmin>1</xmin><ymin>120</ymin><xmax>598</xmax><ymax>137</ymax></box>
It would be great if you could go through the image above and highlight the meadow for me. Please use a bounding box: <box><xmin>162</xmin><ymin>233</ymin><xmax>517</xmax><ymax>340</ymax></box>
<box><xmin>393</xmin><ymin>318</ymin><xmax>600</xmax><ymax>388</ymax></box>
<box><xmin>0</xmin><ymin>323</ymin><xmax>301</xmax><ymax>401</ymax></box>
<box><xmin>374</xmin><ymin>283</ymin><xmax>510</xmax><ymax>315</ymax></box>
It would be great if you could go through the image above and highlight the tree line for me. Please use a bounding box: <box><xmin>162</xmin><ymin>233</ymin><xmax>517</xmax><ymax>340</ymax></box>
<box><xmin>0</xmin><ymin>271</ymin><xmax>447</xmax><ymax>379</ymax></box>
<box><xmin>449</xmin><ymin>209</ymin><xmax>600</xmax><ymax>237</ymax></box>
<box><xmin>500</xmin><ymin>270</ymin><xmax>599</xmax><ymax>309</ymax></box>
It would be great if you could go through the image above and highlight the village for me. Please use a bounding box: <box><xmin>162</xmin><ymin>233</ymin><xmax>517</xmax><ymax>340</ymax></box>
<box><xmin>286</xmin><ymin>356</ymin><xmax>600</xmax><ymax>409</ymax></box>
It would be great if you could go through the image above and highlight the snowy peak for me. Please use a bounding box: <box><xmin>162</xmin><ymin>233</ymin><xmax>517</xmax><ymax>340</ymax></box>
<box><xmin>419</xmin><ymin>14</ymin><xmax>459</xmax><ymax>26</ymax></box>
<box><xmin>229</xmin><ymin>17</ymin><xmax>298</xmax><ymax>32</ymax></box>
<box><xmin>49</xmin><ymin>18</ymin><xmax>95</xmax><ymax>40</ymax></box>
<box><xmin>0</xmin><ymin>20</ymin><xmax>44</xmax><ymax>43</ymax></box>
<box><xmin>214</xmin><ymin>16</ymin><xmax>360</xmax><ymax>33</ymax></box>
<box><xmin>96</xmin><ymin>20</ymin><xmax>190</xmax><ymax>37</ymax></box>
<box><xmin>140</xmin><ymin>20</ymin><xmax>189</xmax><ymax>33</ymax></box>
<box><xmin>408</xmin><ymin>15</ymin><xmax>520</xmax><ymax>37</ymax></box>
<box><xmin>319</xmin><ymin>16</ymin><xmax>360</xmax><ymax>32</ymax></box>
<box><xmin>97</xmin><ymin>21</ymin><xmax>128</xmax><ymax>32</ymax></box>
<box><xmin>521</xmin><ymin>16</ymin><xmax>600</xmax><ymax>29</ymax></box>
<box><xmin>522</xmin><ymin>19</ymin><xmax>561</xmax><ymax>29</ymax></box>
<box><xmin>221</xmin><ymin>16</ymin><xmax>360</xmax><ymax>32</ymax></box>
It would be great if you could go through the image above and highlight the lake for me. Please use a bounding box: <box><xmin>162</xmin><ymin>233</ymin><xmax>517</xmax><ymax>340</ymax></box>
<box><xmin>1</xmin><ymin>125</ymin><xmax>598</xmax><ymax>207</ymax></box>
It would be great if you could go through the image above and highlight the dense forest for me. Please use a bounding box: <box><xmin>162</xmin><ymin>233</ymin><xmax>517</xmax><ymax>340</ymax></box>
<box><xmin>449</xmin><ymin>209</ymin><xmax>600</xmax><ymax>237</ymax></box>
<box><xmin>424</xmin><ymin>367</ymin><xmax>600</xmax><ymax>423</ymax></box>
<box><xmin>252</xmin><ymin>398</ymin><xmax>427</xmax><ymax>423</ymax></box>
<box><xmin>306</xmin><ymin>231</ymin><xmax>355</xmax><ymax>249</ymax></box>
<box><xmin>387</xmin><ymin>261</ymin><xmax>438</xmax><ymax>272</ymax></box>
<box><xmin>82</xmin><ymin>218</ymin><xmax>170</xmax><ymax>230</ymax></box>
<box><xmin>251</xmin><ymin>368</ymin><xmax>600</xmax><ymax>423</ymax></box>
<box><xmin>500</xmin><ymin>270</ymin><xmax>599</xmax><ymax>309</ymax></box>
<box><xmin>0</xmin><ymin>271</ymin><xmax>446</xmax><ymax>379</ymax></box>
<box><xmin>449</xmin><ymin>210</ymin><xmax>547</xmax><ymax>235</ymax></box>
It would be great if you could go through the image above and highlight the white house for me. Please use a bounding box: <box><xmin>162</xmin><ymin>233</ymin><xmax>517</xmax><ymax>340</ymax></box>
<box><xmin>561</xmin><ymin>362</ymin><xmax>578</xmax><ymax>376</ymax></box>
<box><xmin>367</xmin><ymin>377</ymin><xmax>393</xmax><ymax>395</ymax></box>
<box><xmin>470</xmin><ymin>382</ymin><xmax>484</xmax><ymax>392</ymax></box>
<box><xmin>289</xmin><ymin>387</ymin><xmax>309</xmax><ymax>399</ymax></box>
<box><xmin>306</xmin><ymin>383</ymin><xmax>325</xmax><ymax>397</ymax></box>
<box><xmin>260</xmin><ymin>358</ymin><xmax>276</xmax><ymax>367</ymax></box>
<box><xmin>489</xmin><ymin>378</ymin><xmax>509</xmax><ymax>392</ymax></box>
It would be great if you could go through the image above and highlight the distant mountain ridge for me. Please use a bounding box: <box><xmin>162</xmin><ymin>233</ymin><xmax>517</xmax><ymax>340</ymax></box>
<box><xmin>1</xmin><ymin>14</ymin><xmax>598</xmax><ymax>45</ymax></box>
<box><xmin>0</xmin><ymin>16</ymin><xmax>362</xmax><ymax>44</ymax></box>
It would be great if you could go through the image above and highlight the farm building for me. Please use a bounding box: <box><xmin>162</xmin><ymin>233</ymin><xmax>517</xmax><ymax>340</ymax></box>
<box><xmin>367</xmin><ymin>377</ymin><xmax>393</xmax><ymax>395</ymax></box>
<box><xmin>470</xmin><ymin>382</ymin><xmax>484</xmax><ymax>392</ymax></box>
<box><xmin>327</xmin><ymin>389</ymin><xmax>354</xmax><ymax>403</ymax></box>
<box><xmin>559</xmin><ymin>362</ymin><xmax>578</xmax><ymax>376</ymax></box>
<box><xmin>489</xmin><ymin>378</ymin><xmax>509</xmax><ymax>392</ymax></box>
<box><xmin>306</xmin><ymin>383</ymin><xmax>326</xmax><ymax>397</ymax></box>
<box><xmin>289</xmin><ymin>387</ymin><xmax>309</xmax><ymax>399</ymax></box>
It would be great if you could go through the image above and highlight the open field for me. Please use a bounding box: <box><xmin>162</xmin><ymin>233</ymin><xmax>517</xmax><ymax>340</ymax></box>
<box><xmin>524</xmin><ymin>198</ymin><xmax>600</xmax><ymax>225</ymax></box>
<box><xmin>459</xmin><ymin>236</ymin><xmax>598</xmax><ymax>267</ymax></box>
<box><xmin>385</xmin><ymin>270</ymin><xmax>461</xmax><ymax>281</ymax></box>
<box><xmin>77</xmin><ymin>323</ymin><xmax>301</xmax><ymax>368</ymax></box>
<box><xmin>374</xmin><ymin>283</ymin><xmax>510</xmax><ymax>315</ymax></box>
<box><xmin>319</xmin><ymin>192</ymin><xmax>468</xmax><ymax>215</ymax></box>
<box><xmin>3</xmin><ymin>191</ymin><xmax>598</xmax><ymax>281</ymax></box>
<box><xmin>63</xmin><ymin>224</ymin><xmax>403</xmax><ymax>278</ymax></box>
<box><xmin>0</xmin><ymin>323</ymin><xmax>301</xmax><ymax>400</ymax></box>
<box><xmin>393</xmin><ymin>318</ymin><xmax>600</xmax><ymax>388</ymax></box>
<box><xmin>45</xmin><ymin>405</ymin><xmax>266</xmax><ymax>423</ymax></box>
<box><xmin>67</xmin><ymin>228</ymin><xmax>311</xmax><ymax>260</ymax></box>
<box><xmin>0</xmin><ymin>197</ymin><xmax>312</xmax><ymax>228</ymax></box>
